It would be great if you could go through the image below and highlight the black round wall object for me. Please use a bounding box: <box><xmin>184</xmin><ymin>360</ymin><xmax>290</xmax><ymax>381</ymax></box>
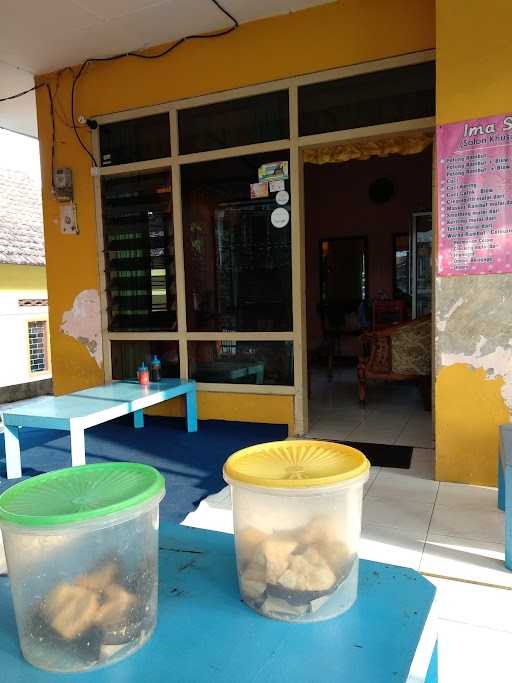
<box><xmin>368</xmin><ymin>177</ymin><xmax>394</xmax><ymax>204</ymax></box>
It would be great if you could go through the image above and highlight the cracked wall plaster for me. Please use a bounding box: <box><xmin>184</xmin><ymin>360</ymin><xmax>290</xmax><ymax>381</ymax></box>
<box><xmin>436</xmin><ymin>273</ymin><xmax>512</xmax><ymax>410</ymax></box>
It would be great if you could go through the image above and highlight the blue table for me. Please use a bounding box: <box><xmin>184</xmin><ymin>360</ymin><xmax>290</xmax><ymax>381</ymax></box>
<box><xmin>0</xmin><ymin>524</ymin><xmax>437</xmax><ymax>682</ymax></box>
<box><xmin>195</xmin><ymin>361</ymin><xmax>265</xmax><ymax>384</ymax></box>
<box><xmin>1</xmin><ymin>380</ymin><xmax>197</xmax><ymax>479</ymax></box>
<box><xmin>498</xmin><ymin>424</ymin><xmax>512</xmax><ymax>569</ymax></box>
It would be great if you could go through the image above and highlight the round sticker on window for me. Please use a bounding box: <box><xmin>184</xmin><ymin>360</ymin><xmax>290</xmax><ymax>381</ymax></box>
<box><xmin>271</xmin><ymin>207</ymin><xmax>289</xmax><ymax>228</ymax></box>
<box><xmin>275</xmin><ymin>190</ymin><xmax>289</xmax><ymax>206</ymax></box>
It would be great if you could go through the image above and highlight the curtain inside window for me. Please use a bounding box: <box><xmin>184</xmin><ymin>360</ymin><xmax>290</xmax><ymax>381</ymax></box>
<box><xmin>303</xmin><ymin>132</ymin><xmax>433</xmax><ymax>165</ymax></box>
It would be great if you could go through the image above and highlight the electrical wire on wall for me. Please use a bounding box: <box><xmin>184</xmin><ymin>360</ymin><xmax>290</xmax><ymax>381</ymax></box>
<box><xmin>53</xmin><ymin>67</ymin><xmax>87</xmax><ymax>131</ymax></box>
<box><xmin>0</xmin><ymin>0</ymin><xmax>239</xmax><ymax>179</ymax></box>
<box><xmin>0</xmin><ymin>82</ymin><xmax>56</xmax><ymax>193</ymax></box>
<box><xmin>70</xmin><ymin>0</ymin><xmax>238</xmax><ymax>166</ymax></box>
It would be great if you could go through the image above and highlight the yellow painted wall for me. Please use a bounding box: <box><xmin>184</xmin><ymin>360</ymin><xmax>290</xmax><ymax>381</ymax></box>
<box><xmin>435</xmin><ymin>0</ymin><xmax>512</xmax><ymax>485</ymax></box>
<box><xmin>146</xmin><ymin>393</ymin><xmax>294</xmax><ymax>434</ymax></box>
<box><xmin>0</xmin><ymin>264</ymin><xmax>47</xmax><ymax>292</ymax></box>
<box><xmin>436</xmin><ymin>367</ymin><xmax>509</xmax><ymax>485</ymax></box>
<box><xmin>35</xmin><ymin>0</ymin><xmax>434</xmax><ymax>430</ymax></box>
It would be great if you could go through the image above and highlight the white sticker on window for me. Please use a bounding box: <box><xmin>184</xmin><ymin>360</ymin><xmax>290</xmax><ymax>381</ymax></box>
<box><xmin>275</xmin><ymin>190</ymin><xmax>289</xmax><ymax>206</ymax></box>
<box><xmin>271</xmin><ymin>207</ymin><xmax>290</xmax><ymax>228</ymax></box>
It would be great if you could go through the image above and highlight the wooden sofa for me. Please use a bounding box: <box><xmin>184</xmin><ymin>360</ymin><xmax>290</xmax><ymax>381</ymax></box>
<box><xmin>357</xmin><ymin>316</ymin><xmax>431</xmax><ymax>408</ymax></box>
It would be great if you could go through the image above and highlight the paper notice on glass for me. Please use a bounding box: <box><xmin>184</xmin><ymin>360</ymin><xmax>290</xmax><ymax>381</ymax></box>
<box><xmin>250</xmin><ymin>181</ymin><xmax>269</xmax><ymax>199</ymax></box>
<box><xmin>269</xmin><ymin>179</ymin><xmax>285</xmax><ymax>192</ymax></box>
<box><xmin>258</xmin><ymin>161</ymin><xmax>289</xmax><ymax>182</ymax></box>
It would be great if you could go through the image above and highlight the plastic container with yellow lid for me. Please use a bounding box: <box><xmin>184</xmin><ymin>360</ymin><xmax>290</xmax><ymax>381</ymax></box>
<box><xmin>223</xmin><ymin>440</ymin><xmax>369</xmax><ymax>623</ymax></box>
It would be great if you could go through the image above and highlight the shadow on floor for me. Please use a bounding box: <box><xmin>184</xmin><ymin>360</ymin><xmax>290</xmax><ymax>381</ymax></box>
<box><xmin>0</xmin><ymin>416</ymin><xmax>287</xmax><ymax>523</ymax></box>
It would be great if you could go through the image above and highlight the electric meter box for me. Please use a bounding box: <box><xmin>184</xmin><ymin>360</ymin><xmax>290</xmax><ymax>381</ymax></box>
<box><xmin>53</xmin><ymin>168</ymin><xmax>73</xmax><ymax>201</ymax></box>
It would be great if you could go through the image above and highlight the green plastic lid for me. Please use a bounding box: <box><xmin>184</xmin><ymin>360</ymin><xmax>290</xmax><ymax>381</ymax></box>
<box><xmin>0</xmin><ymin>463</ymin><xmax>165</xmax><ymax>528</ymax></box>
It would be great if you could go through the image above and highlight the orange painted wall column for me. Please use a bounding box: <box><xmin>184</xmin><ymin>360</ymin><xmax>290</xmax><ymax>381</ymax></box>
<box><xmin>435</xmin><ymin>0</ymin><xmax>512</xmax><ymax>484</ymax></box>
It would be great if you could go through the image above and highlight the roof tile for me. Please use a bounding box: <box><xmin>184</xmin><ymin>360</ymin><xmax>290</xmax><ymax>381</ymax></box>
<box><xmin>0</xmin><ymin>168</ymin><xmax>45</xmax><ymax>266</ymax></box>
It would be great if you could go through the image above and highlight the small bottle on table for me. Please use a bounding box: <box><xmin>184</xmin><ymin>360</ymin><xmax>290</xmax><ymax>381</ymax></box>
<box><xmin>150</xmin><ymin>355</ymin><xmax>161</xmax><ymax>382</ymax></box>
<box><xmin>137</xmin><ymin>362</ymin><xmax>150</xmax><ymax>385</ymax></box>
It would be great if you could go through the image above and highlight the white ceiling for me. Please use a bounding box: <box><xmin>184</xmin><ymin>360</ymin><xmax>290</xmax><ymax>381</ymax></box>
<box><xmin>0</xmin><ymin>0</ymin><xmax>332</xmax><ymax>137</ymax></box>
<box><xmin>0</xmin><ymin>62</ymin><xmax>36</xmax><ymax>137</ymax></box>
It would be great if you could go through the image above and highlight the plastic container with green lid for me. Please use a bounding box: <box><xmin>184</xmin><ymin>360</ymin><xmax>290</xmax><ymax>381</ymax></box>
<box><xmin>0</xmin><ymin>463</ymin><xmax>165</xmax><ymax>673</ymax></box>
<box><xmin>224</xmin><ymin>440</ymin><xmax>369</xmax><ymax>623</ymax></box>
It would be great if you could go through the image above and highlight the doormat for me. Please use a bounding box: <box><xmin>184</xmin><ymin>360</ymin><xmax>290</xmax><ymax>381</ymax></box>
<box><xmin>331</xmin><ymin>441</ymin><xmax>413</xmax><ymax>469</ymax></box>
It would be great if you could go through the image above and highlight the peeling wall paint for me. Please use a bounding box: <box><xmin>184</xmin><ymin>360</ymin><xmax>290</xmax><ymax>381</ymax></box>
<box><xmin>441</xmin><ymin>347</ymin><xmax>512</xmax><ymax>413</ymax></box>
<box><xmin>60</xmin><ymin>289</ymin><xmax>103</xmax><ymax>367</ymax></box>
<box><xmin>436</xmin><ymin>296</ymin><xmax>464</xmax><ymax>333</ymax></box>
<box><xmin>435</xmin><ymin>273</ymin><xmax>512</xmax><ymax>483</ymax></box>
<box><xmin>436</xmin><ymin>273</ymin><xmax>512</xmax><ymax>379</ymax></box>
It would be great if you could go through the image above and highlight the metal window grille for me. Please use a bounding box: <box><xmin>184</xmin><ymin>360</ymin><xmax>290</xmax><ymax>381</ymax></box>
<box><xmin>28</xmin><ymin>320</ymin><xmax>48</xmax><ymax>373</ymax></box>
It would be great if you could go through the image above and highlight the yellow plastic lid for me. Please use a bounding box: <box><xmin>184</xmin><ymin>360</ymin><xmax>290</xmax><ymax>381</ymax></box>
<box><xmin>223</xmin><ymin>440</ymin><xmax>369</xmax><ymax>489</ymax></box>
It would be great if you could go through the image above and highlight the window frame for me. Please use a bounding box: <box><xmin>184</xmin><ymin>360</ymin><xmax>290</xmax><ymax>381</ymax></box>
<box><xmin>27</xmin><ymin>318</ymin><xmax>50</xmax><ymax>375</ymax></box>
<box><xmin>91</xmin><ymin>48</ymin><xmax>436</xmax><ymax>433</ymax></box>
<box><xmin>100</xmin><ymin>168</ymin><xmax>177</xmax><ymax>333</ymax></box>
<box><xmin>392</xmin><ymin>231</ymin><xmax>412</xmax><ymax>299</ymax></box>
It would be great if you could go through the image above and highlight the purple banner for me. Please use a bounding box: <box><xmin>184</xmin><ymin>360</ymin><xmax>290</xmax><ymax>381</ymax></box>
<box><xmin>437</xmin><ymin>113</ymin><xmax>512</xmax><ymax>276</ymax></box>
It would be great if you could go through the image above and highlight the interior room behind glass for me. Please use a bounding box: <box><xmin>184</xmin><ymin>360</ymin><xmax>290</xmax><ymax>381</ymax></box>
<box><xmin>181</xmin><ymin>150</ymin><xmax>292</xmax><ymax>333</ymax></box>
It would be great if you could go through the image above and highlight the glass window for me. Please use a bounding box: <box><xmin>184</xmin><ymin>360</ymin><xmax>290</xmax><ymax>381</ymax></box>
<box><xmin>299</xmin><ymin>62</ymin><xmax>435</xmax><ymax>137</ymax></box>
<box><xmin>178</xmin><ymin>91</ymin><xmax>289</xmax><ymax>154</ymax></box>
<box><xmin>393</xmin><ymin>233</ymin><xmax>410</xmax><ymax>298</ymax></box>
<box><xmin>111</xmin><ymin>340</ymin><xmax>179</xmax><ymax>380</ymax></box>
<box><xmin>414</xmin><ymin>213</ymin><xmax>432</xmax><ymax>318</ymax></box>
<box><xmin>28</xmin><ymin>320</ymin><xmax>48</xmax><ymax>372</ymax></box>
<box><xmin>181</xmin><ymin>151</ymin><xmax>292</xmax><ymax>332</ymax></box>
<box><xmin>99</xmin><ymin>113</ymin><xmax>170</xmax><ymax>166</ymax></box>
<box><xmin>102</xmin><ymin>170</ymin><xmax>176</xmax><ymax>332</ymax></box>
<box><xmin>188</xmin><ymin>341</ymin><xmax>293</xmax><ymax>386</ymax></box>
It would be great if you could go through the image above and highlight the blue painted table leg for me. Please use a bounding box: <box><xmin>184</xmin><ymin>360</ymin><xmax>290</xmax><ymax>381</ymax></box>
<box><xmin>4</xmin><ymin>423</ymin><xmax>22</xmax><ymax>479</ymax></box>
<box><xmin>134</xmin><ymin>409</ymin><xmax>145</xmax><ymax>429</ymax></box>
<box><xmin>506</xmin><ymin>465</ymin><xmax>512</xmax><ymax>570</ymax></box>
<box><xmin>425</xmin><ymin>641</ymin><xmax>438</xmax><ymax>683</ymax></box>
<box><xmin>498</xmin><ymin>455</ymin><xmax>506</xmax><ymax>511</ymax></box>
<box><xmin>186</xmin><ymin>388</ymin><xmax>198</xmax><ymax>432</ymax></box>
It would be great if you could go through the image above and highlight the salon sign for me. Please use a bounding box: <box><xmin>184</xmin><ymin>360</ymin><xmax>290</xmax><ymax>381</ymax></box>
<box><xmin>437</xmin><ymin>113</ymin><xmax>512</xmax><ymax>276</ymax></box>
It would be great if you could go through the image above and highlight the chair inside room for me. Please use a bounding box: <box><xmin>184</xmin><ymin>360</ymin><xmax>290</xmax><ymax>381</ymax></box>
<box><xmin>357</xmin><ymin>316</ymin><xmax>432</xmax><ymax>409</ymax></box>
<box><xmin>319</xmin><ymin>299</ymin><xmax>368</xmax><ymax>380</ymax></box>
<box><xmin>372</xmin><ymin>299</ymin><xmax>407</xmax><ymax>330</ymax></box>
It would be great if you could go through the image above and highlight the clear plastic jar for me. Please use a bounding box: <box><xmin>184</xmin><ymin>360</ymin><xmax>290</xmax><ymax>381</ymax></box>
<box><xmin>224</xmin><ymin>440</ymin><xmax>369</xmax><ymax>622</ymax></box>
<box><xmin>0</xmin><ymin>463</ymin><xmax>164</xmax><ymax>672</ymax></box>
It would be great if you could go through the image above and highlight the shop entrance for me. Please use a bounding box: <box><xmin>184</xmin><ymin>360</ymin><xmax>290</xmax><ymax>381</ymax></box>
<box><xmin>304</xmin><ymin>135</ymin><xmax>434</xmax><ymax>452</ymax></box>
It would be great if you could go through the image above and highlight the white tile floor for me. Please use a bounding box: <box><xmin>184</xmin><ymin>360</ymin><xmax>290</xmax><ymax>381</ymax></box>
<box><xmin>307</xmin><ymin>366</ymin><xmax>434</xmax><ymax>448</ymax></box>
<box><xmin>362</xmin><ymin>451</ymin><xmax>511</xmax><ymax>682</ymax></box>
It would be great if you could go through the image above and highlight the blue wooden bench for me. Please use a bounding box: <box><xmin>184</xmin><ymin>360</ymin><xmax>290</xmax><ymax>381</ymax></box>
<box><xmin>0</xmin><ymin>523</ymin><xmax>438</xmax><ymax>682</ymax></box>
<box><xmin>1</xmin><ymin>380</ymin><xmax>197</xmax><ymax>479</ymax></box>
<box><xmin>498</xmin><ymin>423</ymin><xmax>512</xmax><ymax>569</ymax></box>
